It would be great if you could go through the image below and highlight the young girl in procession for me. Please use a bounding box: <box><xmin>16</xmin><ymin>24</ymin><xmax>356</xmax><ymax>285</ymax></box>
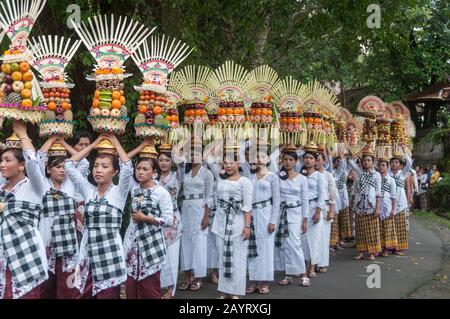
<box><xmin>389</xmin><ymin>147</ymin><xmax>412</xmax><ymax>254</ymax></box>
<box><xmin>208</xmin><ymin>142</ymin><xmax>254</xmax><ymax>299</ymax></box>
<box><xmin>176</xmin><ymin>137</ymin><xmax>214</xmax><ymax>292</ymax></box>
<box><xmin>37</xmin><ymin>137</ymin><xmax>80</xmax><ymax>299</ymax></box>
<box><xmin>275</xmin><ymin>145</ymin><xmax>310</xmax><ymax>287</ymax></box>
<box><xmin>124</xmin><ymin>141</ymin><xmax>174</xmax><ymax>299</ymax></box>
<box><xmin>64</xmin><ymin>134</ymin><xmax>133</xmax><ymax>299</ymax></box>
<box><xmin>240</xmin><ymin>142</ymin><xmax>281</xmax><ymax>294</ymax></box>
<box><xmin>315</xmin><ymin>147</ymin><xmax>336</xmax><ymax>274</ymax></box>
<box><xmin>157</xmin><ymin>143</ymin><xmax>183</xmax><ymax>299</ymax></box>
<box><xmin>377</xmin><ymin>158</ymin><xmax>398</xmax><ymax>256</ymax></box>
<box><xmin>301</xmin><ymin>142</ymin><xmax>327</xmax><ymax>279</ymax></box>
<box><xmin>0</xmin><ymin>121</ymin><xmax>48</xmax><ymax>299</ymax></box>
<box><xmin>349</xmin><ymin>147</ymin><xmax>382</xmax><ymax>261</ymax></box>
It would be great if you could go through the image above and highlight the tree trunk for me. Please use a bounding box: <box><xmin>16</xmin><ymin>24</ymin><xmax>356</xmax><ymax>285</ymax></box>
<box><xmin>254</xmin><ymin>11</ymin><xmax>270</xmax><ymax>67</ymax></box>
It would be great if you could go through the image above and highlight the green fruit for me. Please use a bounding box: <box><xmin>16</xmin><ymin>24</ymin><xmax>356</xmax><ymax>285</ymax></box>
<box><xmin>99</xmin><ymin>101</ymin><xmax>112</xmax><ymax>108</ymax></box>
<box><xmin>10</xmin><ymin>63</ymin><xmax>19</xmax><ymax>72</ymax></box>
<box><xmin>100</xmin><ymin>90</ymin><xmax>112</xmax><ymax>96</ymax></box>
<box><xmin>100</xmin><ymin>96</ymin><xmax>112</xmax><ymax>102</ymax></box>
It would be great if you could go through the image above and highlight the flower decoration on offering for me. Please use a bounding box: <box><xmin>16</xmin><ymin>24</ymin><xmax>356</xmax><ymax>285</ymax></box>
<box><xmin>171</xmin><ymin>64</ymin><xmax>212</xmax><ymax>133</ymax></box>
<box><xmin>245</xmin><ymin>65</ymin><xmax>280</xmax><ymax>127</ymax></box>
<box><xmin>273</xmin><ymin>76</ymin><xmax>308</xmax><ymax>146</ymax></box>
<box><xmin>71</xmin><ymin>14</ymin><xmax>154</xmax><ymax>136</ymax></box>
<box><xmin>202</xmin><ymin>96</ymin><xmax>222</xmax><ymax>143</ymax></box>
<box><xmin>207</xmin><ymin>61</ymin><xmax>251</xmax><ymax>141</ymax></box>
<box><xmin>0</xmin><ymin>0</ymin><xmax>47</xmax><ymax>125</ymax></box>
<box><xmin>345</xmin><ymin>118</ymin><xmax>364</xmax><ymax>154</ymax></box>
<box><xmin>132</xmin><ymin>34</ymin><xmax>192</xmax><ymax>140</ymax></box>
<box><xmin>30</xmin><ymin>35</ymin><xmax>81</xmax><ymax>138</ymax></box>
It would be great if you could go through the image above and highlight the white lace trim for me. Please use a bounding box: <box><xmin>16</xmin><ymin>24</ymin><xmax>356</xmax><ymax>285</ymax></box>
<box><xmin>74</xmin><ymin>230</ymin><xmax>126</xmax><ymax>296</ymax></box>
<box><xmin>123</xmin><ymin>222</ymin><xmax>163</xmax><ymax>281</ymax></box>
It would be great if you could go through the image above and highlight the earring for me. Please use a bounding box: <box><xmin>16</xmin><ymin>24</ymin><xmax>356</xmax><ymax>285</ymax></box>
<box><xmin>19</xmin><ymin>167</ymin><xmax>24</xmax><ymax>172</ymax></box>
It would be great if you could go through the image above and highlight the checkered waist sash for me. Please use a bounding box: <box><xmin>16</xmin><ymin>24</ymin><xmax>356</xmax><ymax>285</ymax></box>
<box><xmin>275</xmin><ymin>200</ymin><xmax>302</xmax><ymax>248</ymax></box>
<box><xmin>181</xmin><ymin>193</ymin><xmax>204</xmax><ymax>200</ymax></box>
<box><xmin>41</xmin><ymin>189</ymin><xmax>77</xmax><ymax>257</ymax></box>
<box><xmin>394</xmin><ymin>175</ymin><xmax>405</xmax><ymax>188</ymax></box>
<box><xmin>218</xmin><ymin>198</ymin><xmax>257</xmax><ymax>279</ymax></box>
<box><xmin>84</xmin><ymin>199</ymin><xmax>125</xmax><ymax>282</ymax></box>
<box><xmin>337</xmin><ymin>172</ymin><xmax>348</xmax><ymax>190</ymax></box>
<box><xmin>0</xmin><ymin>191</ymin><xmax>47</xmax><ymax>291</ymax></box>
<box><xmin>252</xmin><ymin>198</ymin><xmax>272</xmax><ymax>210</ymax></box>
<box><xmin>131</xmin><ymin>188</ymin><xmax>166</xmax><ymax>269</ymax></box>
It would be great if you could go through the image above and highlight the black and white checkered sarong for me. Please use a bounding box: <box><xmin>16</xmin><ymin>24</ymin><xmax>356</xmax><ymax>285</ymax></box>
<box><xmin>131</xmin><ymin>188</ymin><xmax>166</xmax><ymax>269</ymax></box>
<box><xmin>275</xmin><ymin>200</ymin><xmax>302</xmax><ymax>248</ymax></box>
<box><xmin>84</xmin><ymin>199</ymin><xmax>125</xmax><ymax>282</ymax></box>
<box><xmin>218</xmin><ymin>198</ymin><xmax>257</xmax><ymax>279</ymax></box>
<box><xmin>41</xmin><ymin>189</ymin><xmax>77</xmax><ymax>257</ymax></box>
<box><xmin>0</xmin><ymin>191</ymin><xmax>47</xmax><ymax>292</ymax></box>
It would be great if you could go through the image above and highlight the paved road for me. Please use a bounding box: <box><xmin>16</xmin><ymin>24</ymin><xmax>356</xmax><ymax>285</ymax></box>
<box><xmin>175</xmin><ymin>216</ymin><xmax>443</xmax><ymax>299</ymax></box>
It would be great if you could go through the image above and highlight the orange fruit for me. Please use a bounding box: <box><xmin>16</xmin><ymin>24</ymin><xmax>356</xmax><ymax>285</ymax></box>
<box><xmin>120</xmin><ymin>96</ymin><xmax>126</xmax><ymax>105</ymax></box>
<box><xmin>138</xmin><ymin>105</ymin><xmax>148</xmax><ymax>114</ymax></box>
<box><xmin>92</xmin><ymin>98</ymin><xmax>100</xmax><ymax>108</ymax></box>
<box><xmin>153</xmin><ymin>106</ymin><xmax>162</xmax><ymax>115</ymax></box>
<box><xmin>61</xmin><ymin>102</ymin><xmax>71</xmax><ymax>111</ymax></box>
<box><xmin>24</xmin><ymin>81</ymin><xmax>32</xmax><ymax>90</ymax></box>
<box><xmin>171</xmin><ymin>115</ymin><xmax>179</xmax><ymax>122</ymax></box>
<box><xmin>47</xmin><ymin>101</ymin><xmax>57</xmax><ymax>111</ymax></box>
<box><xmin>21</xmin><ymin>89</ymin><xmax>32</xmax><ymax>99</ymax></box>
<box><xmin>218</xmin><ymin>108</ymin><xmax>226</xmax><ymax>116</ymax></box>
<box><xmin>112</xmin><ymin>91</ymin><xmax>121</xmax><ymax>100</ymax></box>
<box><xmin>194</xmin><ymin>109</ymin><xmax>203</xmax><ymax>116</ymax></box>
<box><xmin>111</xmin><ymin>99</ymin><xmax>122</xmax><ymax>109</ymax></box>
<box><xmin>226</xmin><ymin>108</ymin><xmax>233</xmax><ymax>115</ymax></box>
<box><xmin>19</xmin><ymin>62</ymin><xmax>30</xmax><ymax>73</ymax></box>
<box><xmin>12</xmin><ymin>71</ymin><xmax>22</xmax><ymax>81</ymax></box>
<box><xmin>255</xmin><ymin>109</ymin><xmax>262</xmax><ymax>115</ymax></box>
<box><xmin>22</xmin><ymin>71</ymin><xmax>33</xmax><ymax>82</ymax></box>
<box><xmin>22</xmin><ymin>99</ymin><xmax>32</xmax><ymax>108</ymax></box>
<box><xmin>94</xmin><ymin>90</ymin><xmax>100</xmax><ymax>98</ymax></box>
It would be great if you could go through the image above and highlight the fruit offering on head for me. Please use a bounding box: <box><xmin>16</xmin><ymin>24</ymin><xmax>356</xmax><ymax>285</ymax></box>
<box><xmin>183</xmin><ymin>103</ymin><xmax>208</xmax><ymax>125</ymax></box>
<box><xmin>216</xmin><ymin>100</ymin><xmax>245</xmax><ymax>124</ymax></box>
<box><xmin>249</xmin><ymin>102</ymin><xmax>274</xmax><ymax>125</ymax></box>
<box><xmin>280</xmin><ymin>111</ymin><xmax>302</xmax><ymax>132</ymax></box>
<box><xmin>0</xmin><ymin>60</ymin><xmax>35</xmax><ymax>107</ymax></box>
<box><xmin>136</xmin><ymin>90</ymin><xmax>169</xmax><ymax>126</ymax></box>
<box><xmin>90</xmin><ymin>79</ymin><xmax>126</xmax><ymax>117</ymax></box>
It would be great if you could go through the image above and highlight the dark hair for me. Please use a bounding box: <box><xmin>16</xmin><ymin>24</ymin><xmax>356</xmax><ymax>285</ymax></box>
<box><xmin>45</xmin><ymin>156</ymin><xmax>68</xmax><ymax>178</ymax></box>
<box><xmin>362</xmin><ymin>155</ymin><xmax>375</xmax><ymax>162</ymax></box>
<box><xmin>1</xmin><ymin>148</ymin><xmax>25</xmax><ymax>163</ymax></box>
<box><xmin>133</xmin><ymin>157</ymin><xmax>160</xmax><ymax>183</ymax></box>
<box><xmin>377</xmin><ymin>159</ymin><xmax>389</xmax><ymax>166</ymax></box>
<box><xmin>157</xmin><ymin>152</ymin><xmax>176</xmax><ymax>172</ymax></box>
<box><xmin>303</xmin><ymin>151</ymin><xmax>318</xmax><ymax>160</ymax></box>
<box><xmin>332</xmin><ymin>157</ymin><xmax>340</xmax><ymax>165</ymax></box>
<box><xmin>88</xmin><ymin>153</ymin><xmax>120</xmax><ymax>186</ymax></box>
<box><xmin>282</xmin><ymin>151</ymin><xmax>299</xmax><ymax>161</ymax></box>
<box><xmin>390</xmin><ymin>156</ymin><xmax>404</xmax><ymax>165</ymax></box>
<box><xmin>68</xmin><ymin>130</ymin><xmax>92</xmax><ymax>147</ymax></box>
<box><xmin>0</xmin><ymin>148</ymin><xmax>26</xmax><ymax>176</ymax></box>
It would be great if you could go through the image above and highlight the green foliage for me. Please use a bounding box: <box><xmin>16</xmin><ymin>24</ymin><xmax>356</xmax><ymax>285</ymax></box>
<box><xmin>430</xmin><ymin>174</ymin><xmax>450</xmax><ymax>213</ymax></box>
<box><xmin>1</xmin><ymin>0</ymin><xmax>449</xmax><ymax>150</ymax></box>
